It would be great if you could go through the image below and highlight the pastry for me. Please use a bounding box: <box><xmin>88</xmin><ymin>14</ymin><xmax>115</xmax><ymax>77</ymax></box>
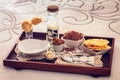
<box><xmin>31</xmin><ymin>16</ymin><xmax>42</xmax><ymax>25</ymax></box>
<box><xmin>22</xmin><ymin>20</ymin><xmax>32</xmax><ymax>32</ymax></box>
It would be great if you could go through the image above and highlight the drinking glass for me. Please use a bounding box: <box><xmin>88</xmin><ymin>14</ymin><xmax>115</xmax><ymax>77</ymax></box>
<box><xmin>25</xmin><ymin>29</ymin><xmax>33</xmax><ymax>39</ymax></box>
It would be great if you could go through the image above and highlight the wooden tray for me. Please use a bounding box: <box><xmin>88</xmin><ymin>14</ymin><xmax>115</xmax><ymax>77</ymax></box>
<box><xmin>3</xmin><ymin>32</ymin><xmax>115</xmax><ymax>76</ymax></box>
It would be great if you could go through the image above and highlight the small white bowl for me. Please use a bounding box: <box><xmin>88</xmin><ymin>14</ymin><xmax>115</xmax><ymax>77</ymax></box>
<box><xmin>52</xmin><ymin>44</ymin><xmax>65</xmax><ymax>52</ymax></box>
<box><xmin>63</xmin><ymin>37</ymin><xmax>85</xmax><ymax>48</ymax></box>
<box><xmin>81</xmin><ymin>44</ymin><xmax>111</xmax><ymax>55</ymax></box>
<box><xmin>18</xmin><ymin>39</ymin><xmax>50</xmax><ymax>55</ymax></box>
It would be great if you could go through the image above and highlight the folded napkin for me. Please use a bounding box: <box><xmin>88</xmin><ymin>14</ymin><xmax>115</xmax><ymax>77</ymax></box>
<box><xmin>55</xmin><ymin>55</ymin><xmax>103</xmax><ymax>67</ymax></box>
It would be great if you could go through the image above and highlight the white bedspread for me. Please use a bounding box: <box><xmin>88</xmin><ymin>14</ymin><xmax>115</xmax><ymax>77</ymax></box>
<box><xmin>0</xmin><ymin>0</ymin><xmax>120</xmax><ymax>80</ymax></box>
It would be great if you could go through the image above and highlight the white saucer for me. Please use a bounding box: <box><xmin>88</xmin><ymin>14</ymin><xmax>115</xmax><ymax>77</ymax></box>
<box><xmin>17</xmin><ymin>39</ymin><xmax>50</xmax><ymax>55</ymax></box>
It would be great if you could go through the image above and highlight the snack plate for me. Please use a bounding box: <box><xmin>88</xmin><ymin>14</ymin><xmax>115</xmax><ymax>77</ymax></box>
<box><xmin>3</xmin><ymin>32</ymin><xmax>115</xmax><ymax>76</ymax></box>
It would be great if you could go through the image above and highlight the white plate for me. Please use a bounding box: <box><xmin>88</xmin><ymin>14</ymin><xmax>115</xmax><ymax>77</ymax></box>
<box><xmin>18</xmin><ymin>39</ymin><xmax>50</xmax><ymax>55</ymax></box>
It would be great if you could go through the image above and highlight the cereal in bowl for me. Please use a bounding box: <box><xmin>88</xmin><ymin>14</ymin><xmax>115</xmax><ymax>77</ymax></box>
<box><xmin>63</xmin><ymin>31</ymin><xmax>83</xmax><ymax>40</ymax></box>
<box><xmin>63</xmin><ymin>31</ymin><xmax>84</xmax><ymax>48</ymax></box>
<box><xmin>52</xmin><ymin>38</ymin><xmax>65</xmax><ymax>52</ymax></box>
<box><xmin>52</xmin><ymin>38</ymin><xmax>64</xmax><ymax>45</ymax></box>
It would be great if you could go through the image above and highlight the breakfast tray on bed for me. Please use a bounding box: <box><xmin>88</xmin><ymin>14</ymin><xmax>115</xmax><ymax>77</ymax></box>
<box><xmin>3</xmin><ymin>32</ymin><xmax>115</xmax><ymax>76</ymax></box>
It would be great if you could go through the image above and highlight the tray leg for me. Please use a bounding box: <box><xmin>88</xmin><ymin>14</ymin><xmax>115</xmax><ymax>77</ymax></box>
<box><xmin>14</xmin><ymin>67</ymin><xmax>22</xmax><ymax>70</ymax></box>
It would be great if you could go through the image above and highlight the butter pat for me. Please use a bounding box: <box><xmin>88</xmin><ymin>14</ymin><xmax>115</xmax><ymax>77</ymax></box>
<box><xmin>45</xmin><ymin>51</ymin><xmax>56</xmax><ymax>60</ymax></box>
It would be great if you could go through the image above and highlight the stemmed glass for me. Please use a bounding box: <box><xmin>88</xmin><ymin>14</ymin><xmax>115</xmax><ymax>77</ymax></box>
<box><xmin>22</xmin><ymin>16</ymin><xmax>41</xmax><ymax>39</ymax></box>
<box><xmin>22</xmin><ymin>20</ymin><xmax>33</xmax><ymax>39</ymax></box>
<box><xmin>25</xmin><ymin>29</ymin><xmax>33</xmax><ymax>39</ymax></box>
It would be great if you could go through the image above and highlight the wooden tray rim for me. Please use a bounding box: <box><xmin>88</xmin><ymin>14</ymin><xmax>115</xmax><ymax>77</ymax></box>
<box><xmin>3</xmin><ymin>32</ymin><xmax>115</xmax><ymax>76</ymax></box>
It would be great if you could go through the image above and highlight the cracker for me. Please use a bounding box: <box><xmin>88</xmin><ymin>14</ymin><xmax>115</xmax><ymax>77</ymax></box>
<box><xmin>84</xmin><ymin>39</ymin><xmax>109</xmax><ymax>47</ymax></box>
<box><xmin>84</xmin><ymin>39</ymin><xmax>110</xmax><ymax>51</ymax></box>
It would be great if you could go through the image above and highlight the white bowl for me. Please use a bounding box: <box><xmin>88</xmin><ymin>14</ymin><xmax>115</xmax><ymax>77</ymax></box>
<box><xmin>18</xmin><ymin>39</ymin><xmax>50</xmax><ymax>55</ymax></box>
<box><xmin>63</xmin><ymin>37</ymin><xmax>85</xmax><ymax>48</ymax></box>
<box><xmin>81</xmin><ymin>44</ymin><xmax>111</xmax><ymax>55</ymax></box>
<box><xmin>52</xmin><ymin>44</ymin><xmax>64</xmax><ymax>52</ymax></box>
